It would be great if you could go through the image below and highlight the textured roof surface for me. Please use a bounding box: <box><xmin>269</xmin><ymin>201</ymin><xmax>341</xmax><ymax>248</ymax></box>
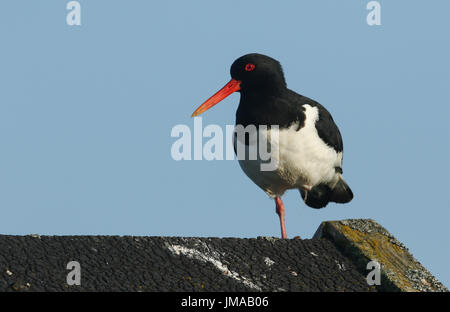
<box><xmin>1</xmin><ymin>219</ymin><xmax>447</xmax><ymax>292</ymax></box>
<box><xmin>0</xmin><ymin>235</ymin><xmax>374</xmax><ymax>292</ymax></box>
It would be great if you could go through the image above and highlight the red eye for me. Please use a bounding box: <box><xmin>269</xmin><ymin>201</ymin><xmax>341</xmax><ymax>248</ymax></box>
<box><xmin>245</xmin><ymin>63</ymin><xmax>255</xmax><ymax>71</ymax></box>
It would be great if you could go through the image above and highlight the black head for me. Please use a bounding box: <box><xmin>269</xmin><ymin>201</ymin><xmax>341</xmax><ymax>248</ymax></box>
<box><xmin>230</xmin><ymin>53</ymin><xmax>287</xmax><ymax>94</ymax></box>
<box><xmin>191</xmin><ymin>53</ymin><xmax>287</xmax><ymax>117</ymax></box>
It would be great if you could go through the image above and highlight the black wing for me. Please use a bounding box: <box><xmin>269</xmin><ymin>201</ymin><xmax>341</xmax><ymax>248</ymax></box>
<box><xmin>313</xmin><ymin>103</ymin><xmax>343</xmax><ymax>153</ymax></box>
<box><xmin>235</xmin><ymin>88</ymin><xmax>344</xmax><ymax>153</ymax></box>
<box><xmin>286</xmin><ymin>90</ymin><xmax>343</xmax><ymax>153</ymax></box>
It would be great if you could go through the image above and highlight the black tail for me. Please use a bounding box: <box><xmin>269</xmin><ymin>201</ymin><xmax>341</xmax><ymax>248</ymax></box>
<box><xmin>300</xmin><ymin>177</ymin><xmax>353</xmax><ymax>209</ymax></box>
<box><xmin>330</xmin><ymin>177</ymin><xmax>353</xmax><ymax>204</ymax></box>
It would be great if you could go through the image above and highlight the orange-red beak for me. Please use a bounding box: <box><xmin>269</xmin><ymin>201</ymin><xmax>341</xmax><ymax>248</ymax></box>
<box><xmin>191</xmin><ymin>79</ymin><xmax>241</xmax><ymax>117</ymax></box>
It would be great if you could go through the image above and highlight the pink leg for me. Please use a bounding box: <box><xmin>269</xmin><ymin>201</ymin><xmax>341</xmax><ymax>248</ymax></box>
<box><xmin>275</xmin><ymin>197</ymin><xmax>287</xmax><ymax>239</ymax></box>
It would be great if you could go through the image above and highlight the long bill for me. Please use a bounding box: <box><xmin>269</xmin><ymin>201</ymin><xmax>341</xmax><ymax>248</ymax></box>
<box><xmin>191</xmin><ymin>79</ymin><xmax>241</xmax><ymax>117</ymax></box>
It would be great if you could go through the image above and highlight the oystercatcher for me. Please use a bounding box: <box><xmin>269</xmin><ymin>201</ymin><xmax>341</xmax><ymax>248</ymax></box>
<box><xmin>192</xmin><ymin>53</ymin><xmax>353</xmax><ymax>238</ymax></box>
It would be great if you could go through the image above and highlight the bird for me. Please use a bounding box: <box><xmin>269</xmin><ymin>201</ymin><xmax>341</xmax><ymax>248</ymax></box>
<box><xmin>191</xmin><ymin>53</ymin><xmax>353</xmax><ymax>239</ymax></box>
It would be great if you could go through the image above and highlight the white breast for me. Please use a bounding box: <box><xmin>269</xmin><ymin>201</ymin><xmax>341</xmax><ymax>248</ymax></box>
<box><xmin>234</xmin><ymin>104</ymin><xmax>342</xmax><ymax>198</ymax></box>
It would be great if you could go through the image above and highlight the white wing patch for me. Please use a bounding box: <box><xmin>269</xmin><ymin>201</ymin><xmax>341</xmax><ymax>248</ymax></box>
<box><xmin>235</xmin><ymin>104</ymin><xmax>342</xmax><ymax>197</ymax></box>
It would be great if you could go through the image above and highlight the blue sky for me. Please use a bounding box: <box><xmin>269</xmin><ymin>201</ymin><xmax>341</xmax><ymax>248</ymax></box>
<box><xmin>1</xmin><ymin>1</ymin><xmax>449</xmax><ymax>287</ymax></box>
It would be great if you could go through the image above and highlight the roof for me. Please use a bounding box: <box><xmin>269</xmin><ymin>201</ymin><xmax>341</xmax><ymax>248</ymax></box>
<box><xmin>0</xmin><ymin>219</ymin><xmax>447</xmax><ymax>292</ymax></box>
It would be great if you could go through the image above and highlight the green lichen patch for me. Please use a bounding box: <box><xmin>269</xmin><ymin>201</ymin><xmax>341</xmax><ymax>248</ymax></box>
<box><xmin>314</xmin><ymin>219</ymin><xmax>448</xmax><ymax>292</ymax></box>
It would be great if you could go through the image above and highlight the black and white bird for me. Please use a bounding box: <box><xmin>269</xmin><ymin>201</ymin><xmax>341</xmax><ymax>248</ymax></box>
<box><xmin>192</xmin><ymin>53</ymin><xmax>353</xmax><ymax>238</ymax></box>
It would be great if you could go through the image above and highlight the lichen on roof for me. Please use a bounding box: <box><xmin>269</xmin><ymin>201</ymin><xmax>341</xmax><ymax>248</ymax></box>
<box><xmin>314</xmin><ymin>219</ymin><xmax>448</xmax><ymax>292</ymax></box>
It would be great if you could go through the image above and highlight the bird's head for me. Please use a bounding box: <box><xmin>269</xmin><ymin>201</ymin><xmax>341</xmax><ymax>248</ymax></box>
<box><xmin>191</xmin><ymin>53</ymin><xmax>286</xmax><ymax>117</ymax></box>
<box><xmin>230</xmin><ymin>53</ymin><xmax>286</xmax><ymax>93</ymax></box>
